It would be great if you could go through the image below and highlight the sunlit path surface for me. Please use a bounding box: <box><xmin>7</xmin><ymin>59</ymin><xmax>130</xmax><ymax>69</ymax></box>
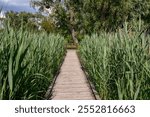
<box><xmin>52</xmin><ymin>50</ymin><xmax>95</xmax><ymax>100</ymax></box>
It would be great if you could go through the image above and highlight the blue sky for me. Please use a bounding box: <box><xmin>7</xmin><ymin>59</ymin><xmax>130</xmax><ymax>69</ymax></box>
<box><xmin>0</xmin><ymin>0</ymin><xmax>37</xmax><ymax>13</ymax></box>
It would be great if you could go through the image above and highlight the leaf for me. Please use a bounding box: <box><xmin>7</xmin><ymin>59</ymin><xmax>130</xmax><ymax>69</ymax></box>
<box><xmin>134</xmin><ymin>82</ymin><xmax>141</xmax><ymax>100</ymax></box>
<box><xmin>0</xmin><ymin>78</ymin><xmax>7</xmax><ymax>100</ymax></box>
<box><xmin>8</xmin><ymin>45</ymin><xmax>13</xmax><ymax>92</ymax></box>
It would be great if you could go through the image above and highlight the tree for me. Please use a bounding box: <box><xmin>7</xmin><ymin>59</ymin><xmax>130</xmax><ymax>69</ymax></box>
<box><xmin>31</xmin><ymin>0</ymin><xmax>150</xmax><ymax>41</ymax></box>
<box><xmin>41</xmin><ymin>17</ymin><xmax>56</xmax><ymax>33</ymax></box>
<box><xmin>5</xmin><ymin>11</ymin><xmax>44</xmax><ymax>31</ymax></box>
<box><xmin>31</xmin><ymin>0</ymin><xmax>80</xmax><ymax>44</ymax></box>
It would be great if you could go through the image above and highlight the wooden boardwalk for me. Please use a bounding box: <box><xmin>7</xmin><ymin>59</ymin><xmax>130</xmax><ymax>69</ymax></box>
<box><xmin>51</xmin><ymin>50</ymin><xmax>95</xmax><ymax>100</ymax></box>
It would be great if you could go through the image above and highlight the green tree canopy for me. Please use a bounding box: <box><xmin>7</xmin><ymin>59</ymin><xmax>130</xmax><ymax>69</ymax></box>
<box><xmin>5</xmin><ymin>11</ymin><xmax>44</xmax><ymax>31</ymax></box>
<box><xmin>31</xmin><ymin>0</ymin><xmax>150</xmax><ymax>42</ymax></box>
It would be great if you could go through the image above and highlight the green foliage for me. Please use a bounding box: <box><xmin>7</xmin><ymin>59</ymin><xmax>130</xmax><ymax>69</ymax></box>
<box><xmin>31</xmin><ymin>0</ymin><xmax>150</xmax><ymax>42</ymax></box>
<box><xmin>41</xmin><ymin>17</ymin><xmax>56</xmax><ymax>33</ymax></box>
<box><xmin>79</xmin><ymin>24</ymin><xmax>150</xmax><ymax>100</ymax></box>
<box><xmin>0</xmin><ymin>25</ymin><xmax>66</xmax><ymax>99</ymax></box>
<box><xmin>5</xmin><ymin>11</ymin><xmax>43</xmax><ymax>31</ymax></box>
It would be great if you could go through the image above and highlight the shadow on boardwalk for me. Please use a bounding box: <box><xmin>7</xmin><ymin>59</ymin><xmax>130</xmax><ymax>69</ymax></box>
<box><xmin>51</xmin><ymin>49</ymin><xmax>95</xmax><ymax>100</ymax></box>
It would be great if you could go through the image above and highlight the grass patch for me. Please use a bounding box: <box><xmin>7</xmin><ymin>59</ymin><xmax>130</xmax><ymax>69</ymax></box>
<box><xmin>79</xmin><ymin>30</ymin><xmax>150</xmax><ymax>100</ymax></box>
<box><xmin>0</xmin><ymin>26</ymin><xmax>66</xmax><ymax>99</ymax></box>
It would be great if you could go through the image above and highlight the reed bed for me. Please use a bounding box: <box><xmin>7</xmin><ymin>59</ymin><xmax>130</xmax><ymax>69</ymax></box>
<box><xmin>0</xmin><ymin>26</ymin><xmax>66</xmax><ymax>99</ymax></box>
<box><xmin>79</xmin><ymin>29</ymin><xmax>150</xmax><ymax>100</ymax></box>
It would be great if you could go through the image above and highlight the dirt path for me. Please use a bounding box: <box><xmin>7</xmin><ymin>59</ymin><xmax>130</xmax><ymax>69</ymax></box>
<box><xmin>51</xmin><ymin>49</ymin><xmax>95</xmax><ymax>100</ymax></box>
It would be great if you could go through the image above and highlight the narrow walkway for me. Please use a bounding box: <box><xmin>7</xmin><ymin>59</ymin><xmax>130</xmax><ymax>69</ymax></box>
<box><xmin>52</xmin><ymin>50</ymin><xmax>95</xmax><ymax>100</ymax></box>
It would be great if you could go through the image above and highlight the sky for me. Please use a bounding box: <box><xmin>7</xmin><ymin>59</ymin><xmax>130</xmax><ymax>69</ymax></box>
<box><xmin>0</xmin><ymin>0</ymin><xmax>37</xmax><ymax>13</ymax></box>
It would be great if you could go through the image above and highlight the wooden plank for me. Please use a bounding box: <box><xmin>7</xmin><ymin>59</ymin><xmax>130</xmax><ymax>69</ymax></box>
<box><xmin>51</xmin><ymin>50</ymin><xmax>95</xmax><ymax>100</ymax></box>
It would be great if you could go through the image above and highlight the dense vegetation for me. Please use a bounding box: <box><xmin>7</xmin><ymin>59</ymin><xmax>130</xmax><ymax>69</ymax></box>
<box><xmin>0</xmin><ymin>0</ymin><xmax>150</xmax><ymax>100</ymax></box>
<box><xmin>79</xmin><ymin>23</ymin><xmax>150</xmax><ymax>100</ymax></box>
<box><xmin>31</xmin><ymin>0</ymin><xmax>150</xmax><ymax>42</ymax></box>
<box><xmin>3</xmin><ymin>11</ymin><xmax>56</xmax><ymax>33</ymax></box>
<box><xmin>0</xmin><ymin>25</ymin><xmax>66</xmax><ymax>99</ymax></box>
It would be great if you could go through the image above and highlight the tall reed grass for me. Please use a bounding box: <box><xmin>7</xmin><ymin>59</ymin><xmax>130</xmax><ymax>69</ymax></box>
<box><xmin>0</xmin><ymin>25</ymin><xmax>66</xmax><ymax>99</ymax></box>
<box><xmin>79</xmin><ymin>27</ymin><xmax>150</xmax><ymax>100</ymax></box>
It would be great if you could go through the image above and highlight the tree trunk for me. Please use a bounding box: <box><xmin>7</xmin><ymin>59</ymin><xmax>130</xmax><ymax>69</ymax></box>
<box><xmin>71</xmin><ymin>28</ymin><xmax>78</xmax><ymax>44</ymax></box>
<box><xmin>69</xmin><ymin>7</ymin><xmax>78</xmax><ymax>44</ymax></box>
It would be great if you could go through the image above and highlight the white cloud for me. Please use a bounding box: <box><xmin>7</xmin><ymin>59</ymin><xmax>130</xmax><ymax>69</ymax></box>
<box><xmin>1</xmin><ymin>0</ymin><xmax>30</xmax><ymax>7</ymax></box>
<box><xmin>2</xmin><ymin>0</ymin><xmax>9</xmax><ymax>2</ymax></box>
<box><xmin>0</xmin><ymin>0</ymin><xmax>36</xmax><ymax>12</ymax></box>
<box><xmin>0</xmin><ymin>11</ymin><xmax>5</xmax><ymax>18</ymax></box>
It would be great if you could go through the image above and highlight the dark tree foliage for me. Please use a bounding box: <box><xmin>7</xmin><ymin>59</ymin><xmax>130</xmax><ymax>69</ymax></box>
<box><xmin>31</xmin><ymin>0</ymin><xmax>150</xmax><ymax>42</ymax></box>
